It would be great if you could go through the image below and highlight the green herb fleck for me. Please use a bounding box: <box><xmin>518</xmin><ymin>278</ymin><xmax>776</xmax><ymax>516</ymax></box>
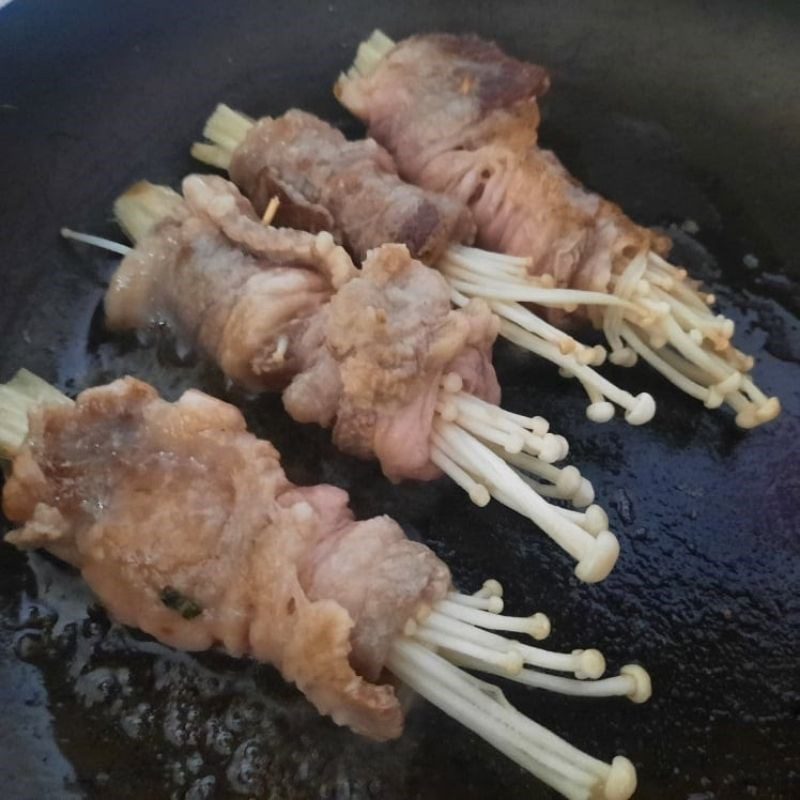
<box><xmin>160</xmin><ymin>586</ymin><xmax>203</xmax><ymax>620</ymax></box>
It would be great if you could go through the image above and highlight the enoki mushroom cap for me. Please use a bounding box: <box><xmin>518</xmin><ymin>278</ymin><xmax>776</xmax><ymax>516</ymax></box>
<box><xmin>605</xmin><ymin>756</ymin><xmax>638</xmax><ymax>800</ymax></box>
<box><xmin>485</xmin><ymin>595</ymin><xmax>504</xmax><ymax>613</ymax></box>
<box><xmin>530</xmin><ymin>612</ymin><xmax>551</xmax><ymax>641</ymax></box>
<box><xmin>574</xmin><ymin>530</ymin><xmax>620</xmax><ymax>583</ymax></box>
<box><xmin>583</xmin><ymin>505</ymin><xmax>610</xmax><ymax>536</ymax></box>
<box><xmin>621</xmin><ymin>664</ymin><xmax>652</xmax><ymax>704</ymax></box>
<box><xmin>624</xmin><ymin>392</ymin><xmax>656</xmax><ymax>426</ymax></box>
<box><xmin>736</xmin><ymin>396</ymin><xmax>781</xmax><ymax>428</ymax></box>
<box><xmin>537</xmin><ymin>433</ymin><xmax>567</xmax><ymax>463</ymax></box>
<box><xmin>555</xmin><ymin>465</ymin><xmax>582</xmax><ymax>498</ymax></box>
<box><xmin>590</xmin><ymin>344</ymin><xmax>608</xmax><ymax>366</ymax></box>
<box><xmin>573</xmin><ymin>477</ymin><xmax>596</xmax><ymax>509</ymax></box>
<box><xmin>608</xmin><ymin>348</ymin><xmax>638</xmax><ymax>368</ymax></box>
<box><xmin>587</xmin><ymin>400</ymin><xmax>616</xmax><ymax>423</ymax></box>
<box><xmin>573</xmin><ymin>648</ymin><xmax>606</xmax><ymax>680</ymax></box>
<box><xmin>481</xmin><ymin>579</ymin><xmax>504</xmax><ymax>598</ymax></box>
<box><xmin>500</xmin><ymin>650</ymin><xmax>525</xmax><ymax>675</ymax></box>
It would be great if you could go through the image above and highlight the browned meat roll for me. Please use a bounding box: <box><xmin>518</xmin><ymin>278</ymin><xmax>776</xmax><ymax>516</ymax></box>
<box><xmin>106</xmin><ymin>175</ymin><xmax>356</xmax><ymax>393</ymax></box>
<box><xmin>0</xmin><ymin>370</ymin><xmax>650</xmax><ymax>800</ymax></box>
<box><xmin>333</xmin><ymin>31</ymin><xmax>779</xmax><ymax>429</ymax></box>
<box><xmin>107</xmin><ymin>174</ymin><xmax>499</xmax><ymax>484</ymax></box>
<box><xmin>2</xmin><ymin>375</ymin><xmax>448</xmax><ymax>739</ymax></box>
<box><xmin>193</xmin><ymin>104</ymin><xmax>658</xmax><ymax>427</ymax></box>
<box><xmin>80</xmin><ymin>174</ymin><xmax>622</xmax><ymax>583</ymax></box>
<box><xmin>226</xmin><ymin>108</ymin><xmax>474</xmax><ymax>263</ymax></box>
<box><xmin>336</xmin><ymin>32</ymin><xmax>666</xmax><ymax>291</ymax></box>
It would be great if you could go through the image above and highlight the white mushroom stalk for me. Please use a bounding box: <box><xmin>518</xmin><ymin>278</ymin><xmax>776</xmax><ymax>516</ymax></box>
<box><xmin>0</xmin><ymin>369</ymin><xmax>73</xmax><ymax>458</ymax></box>
<box><xmin>433</xmin><ymin>372</ymin><xmax>619</xmax><ymax>583</ymax></box>
<box><xmin>191</xmin><ymin>104</ymin><xmax>657</xmax><ymax>427</ymax></box>
<box><xmin>436</xmin><ymin>190</ymin><xmax>780</xmax><ymax>430</ymax></box>
<box><xmin>60</xmin><ymin>179</ymin><xmax>185</xmax><ymax>258</ymax></box>
<box><xmin>60</xmin><ymin>228</ymin><xmax>133</xmax><ymax>256</ymax></box>
<box><xmin>390</xmin><ymin>578</ymin><xmax>651</xmax><ymax>800</ymax></box>
<box><xmin>65</xmin><ymin>180</ymin><xmax>622</xmax><ymax>582</ymax></box>
<box><xmin>343</xmin><ymin>30</ymin><xmax>781</xmax><ymax>430</ymax></box>
<box><xmin>343</xmin><ymin>27</ymin><xmax>397</xmax><ymax>81</ymax></box>
<box><xmin>447</xmin><ymin>258</ymin><xmax>657</xmax><ymax>426</ymax></box>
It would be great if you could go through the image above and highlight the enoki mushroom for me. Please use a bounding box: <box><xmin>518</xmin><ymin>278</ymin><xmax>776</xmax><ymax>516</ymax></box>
<box><xmin>431</xmin><ymin>372</ymin><xmax>620</xmax><ymax>583</ymax></box>
<box><xmin>1</xmin><ymin>372</ymin><xmax>651</xmax><ymax>800</ymax></box>
<box><xmin>342</xmin><ymin>30</ymin><xmax>780</xmax><ymax>430</ymax></box>
<box><xmin>390</xmin><ymin>579</ymin><xmax>650</xmax><ymax>800</ymax></box>
<box><xmin>442</xmin><ymin>244</ymin><xmax>778</xmax><ymax>429</ymax></box>
<box><xmin>62</xmin><ymin>185</ymin><xmax>622</xmax><ymax>583</ymax></box>
<box><xmin>390</xmin><ymin>579</ymin><xmax>651</xmax><ymax>800</ymax></box>
<box><xmin>191</xmin><ymin>104</ymin><xmax>657</xmax><ymax>428</ymax></box>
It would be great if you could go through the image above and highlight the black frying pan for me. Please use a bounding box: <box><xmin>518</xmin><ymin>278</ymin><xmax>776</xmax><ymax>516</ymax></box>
<box><xmin>1</xmin><ymin>1</ymin><xmax>799</xmax><ymax>798</ymax></box>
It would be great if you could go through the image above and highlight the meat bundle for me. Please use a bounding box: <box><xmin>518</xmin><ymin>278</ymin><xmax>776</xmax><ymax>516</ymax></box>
<box><xmin>332</xmin><ymin>31</ymin><xmax>780</xmax><ymax>428</ymax></box>
<box><xmin>62</xmin><ymin>174</ymin><xmax>622</xmax><ymax>583</ymax></box>
<box><xmin>193</xmin><ymin>104</ymin><xmax>656</xmax><ymax>427</ymax></box>
<box><xmin>0</xmin><ymin>370</ymin><xmax>650</xmax><ymax>800</ymax></box>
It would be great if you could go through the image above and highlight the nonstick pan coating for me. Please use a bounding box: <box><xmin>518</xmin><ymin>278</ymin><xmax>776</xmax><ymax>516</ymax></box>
<box><xmin>1</xmin><ymin>1</ymin><xmax>799</xmax><ymax>798</ymax></box>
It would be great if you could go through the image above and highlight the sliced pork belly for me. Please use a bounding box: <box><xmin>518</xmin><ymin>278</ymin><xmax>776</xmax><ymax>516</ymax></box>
<box><xmin>3</xmin><ymin>377</ymin><xmax>451</xmax><ymax>740</ymax></box>
<box><xmin>336</xmin><ymin>33</ymin><xmax>668</xmax><ymax>293</ymax></box>
<box><xmin>336</xmin><ymin>33</ymin><xmax>550</xmax><ymax>182</ymax></box>
<box><xmin>228</xmin><ymin>108</ymin><xmax>475</xmax><ymax>263</ymax></box>
<box><xmin>191</xmin><ymin>105</ymin><xmax>663</xmax><ymax>422</ymax></box>
<box><xmin>106</xmin><ymin>174</ymin><xmax>356</xmax><ymax>392</ymax></box>
<box><xmin>111</xmin><ymin>176</ymin><xmax>499</xmax><ymax>484</ymax></box>
<box><xmin>109</xmin><ymin>178</ymin><xmax>627</xmax><ymax>582</ymax></box>
<box><xmin>333</xmin><ymin>33</ymin><xmax>782</xmax><ymax>431</ymax></box>
<box><xmin>0</xmin><ymin>370</ymin><xmax>650</xmax><ymax>799</ymax></box>
<box><xmin>284</xmin><ymin>243</ymin><xmax>500</xmax><ymax>482</ymax></box>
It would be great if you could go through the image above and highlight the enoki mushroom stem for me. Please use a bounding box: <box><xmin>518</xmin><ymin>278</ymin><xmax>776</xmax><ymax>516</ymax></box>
<box><xmin>0</xmin><ymin>370</ymin><xmax>73</xmax><ymax>458</ymax></box>
<box><xmin>604</xmin><ymin>252</ymin><xmax>780</xmax><ymax>428</ymax></box>
<box><xmin>433</xmin><ymin>373</ymin><xmax>619</xmax><ymax>583</ymax></box>
<box><xmin>190</xmin><ymin>103</ymin><xmax>253</xmax><ymax>171</ymax></box>
<box><xmin>61</xmin><ymin>228</ymin><xmax>133</xmax><ymax>256</ymax></box>
<box><xmin>445</xmin><ymin>249</ymin><xmax>656</xmax><ymax>426</ymax></box>
<box><xmin>339</xmin><ymin>28</ymin><xmax>396</xmax><ymax>83</ymax></box>
<box><xmin>391</xmin><ymin>579</ymin><xmax>651</xmax><ymax>800</ymax></box>
<box><xmin>448</xmin><ymin>245</ymin><xmax>779</xmax><ymax>429</ymax></box>
<box><xmin>446</xmin><ymin>242</ymin><xmax>780</xmax><ymax>427</ymax></box>
<box><xmin>114</xmin><ymin>181</ymin><xmax>185</xmax><ymax>243</ymax></box>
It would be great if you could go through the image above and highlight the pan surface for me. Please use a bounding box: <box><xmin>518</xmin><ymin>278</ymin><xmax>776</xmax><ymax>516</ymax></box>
<box><xmin>1</xmin><ymin>1</ymin><xmax>799</xmax><ymax>798</ymax></box>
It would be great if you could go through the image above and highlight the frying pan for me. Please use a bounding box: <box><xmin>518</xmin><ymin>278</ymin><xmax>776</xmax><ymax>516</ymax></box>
<box><xmin>1</xmin><ymin>1</ymin><xmax>799</xmax><ymax>798</ymax></box>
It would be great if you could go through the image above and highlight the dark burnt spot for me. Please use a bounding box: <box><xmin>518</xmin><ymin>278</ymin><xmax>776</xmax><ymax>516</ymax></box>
<box><xmin>160</xmin><ymin>586</ymin><xmax>203</xmax><ymax>620</ymax></box>
<box><xmin>429</xmin><ymin>33</ymin><xmax>550</xmax><ymax>111</ymax></box>
<box><xmin>395</xmin><ymin>199</ymin><xmax>444</xmax><ymax>261</ymax></box>
<box><xmin>621</xmin><ymin>243</ymin><xmax>639</xmax><ymax>259</ymax></box>
<box><xmin>477</xmin><ymin>61</ymin><xmax>550</xmax><ymax>112</ymax></box>
<box><xmin>286</xmin><ymin>597</ymin><xmax>296</xmax><ymax>615</ymax></box>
